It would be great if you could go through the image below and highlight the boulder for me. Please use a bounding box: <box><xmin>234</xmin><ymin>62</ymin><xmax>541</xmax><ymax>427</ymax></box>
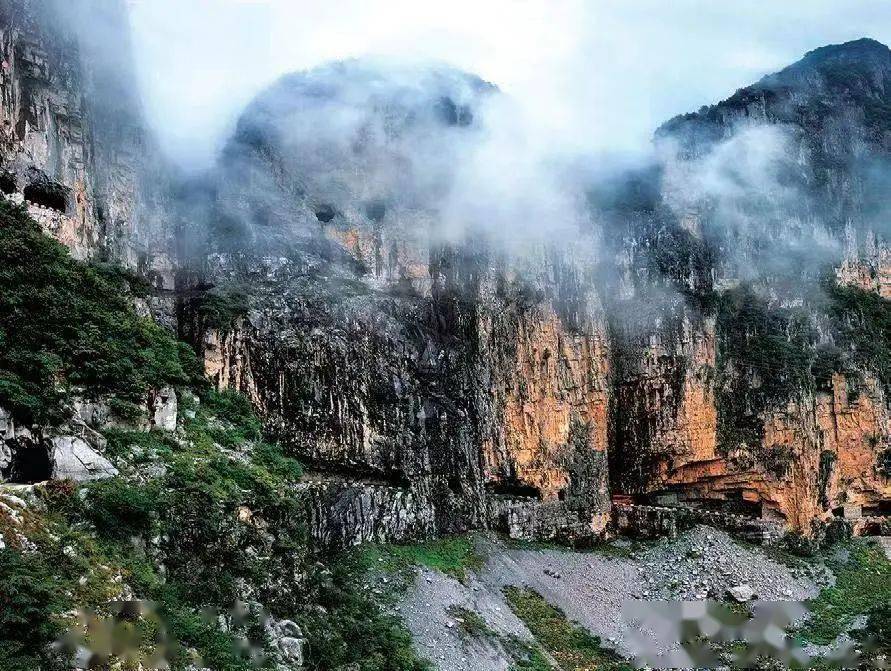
<box><xmin>267</xmin><ymin>619</ymin><xmax>305</xmax><ymax>667</ymax></box>
<box><xmin>727</xmin><ymin>584</ymin><xmax>754</xmax><ymax>602</ymax></box>
<box><xmin>50</xmin><ymin>436</ymin><xmax>118</xmax><ymax>481</ymax></box>
<box><xmin>151</xmin><ymin>386</ymin><xmax>178</xmax><ymax>431</ymax></box>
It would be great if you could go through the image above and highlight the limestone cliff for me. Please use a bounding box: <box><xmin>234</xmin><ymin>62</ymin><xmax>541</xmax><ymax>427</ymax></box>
<box><xmin>0</xmin><ymin>0</ymin><xmax>174</xmax><ymax>275</ymax></box>
<box><xmin>1</xmin><ymin>2</ymin><xmax>888</xmax><ymax>546</ymax></box>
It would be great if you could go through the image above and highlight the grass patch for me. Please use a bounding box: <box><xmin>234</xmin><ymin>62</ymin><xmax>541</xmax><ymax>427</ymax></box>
<box><xmin>368</xmin><ymin>535</ymin><xmax>484</xmax><ymax>580</ymax></box>
<box><xmin>0</xmin><ymin>548</ymin><xmax>69</xmax><ymax>670</ymax></box>
<box><xmin>446</xmin><ymin>605</ymin><xmax>496</xmax><ymax>639</ymax></box>
<box><xmin>503</xmin><ymin>635</ymin><xmax>553</xmax><ymax>671</ymax></box>
<box><xmin>503</xmin><ymin>586</ymin><xmax>631</xmax><ymax>671</ymax></box>
<box><xmin>298</xmin><ymin>550</ymin><xmax>431</xmax><ymax>670</ymax></box>
<box><xmin>798</xmin><ymin>539</ymin><xmax>891</xmax><ymax>645</ymax></box>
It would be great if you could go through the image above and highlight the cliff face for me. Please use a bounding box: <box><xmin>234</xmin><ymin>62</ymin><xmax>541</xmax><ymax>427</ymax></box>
<box><xmin>1</xmin><ymin>3</ymin><xmax>888</xmax><ymax>547</ymax></box>
<box><xmin>0</xmin><ymin>0</ymin><xmax>174</xmax><ymax>276</ymax></box>
<box><xmin>186</xmin><ymin>46</ymin><xmax>890</xmax><ymax>544</ymax></box>
<box><xmin>605</xmin><ymin>38</ymin><xmax>891</xmax><ymax>532</ymax></box>
<box><xmin>181</xmin><ymin>43</ymin><xmax>890</xmax><ymax>543</ymax></box>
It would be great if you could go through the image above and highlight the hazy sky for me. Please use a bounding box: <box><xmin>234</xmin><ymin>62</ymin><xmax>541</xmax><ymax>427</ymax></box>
<box><xmin>127</xmin><ymin>0</ymin><xmax>891</xmax><ymax>171</ymax></box>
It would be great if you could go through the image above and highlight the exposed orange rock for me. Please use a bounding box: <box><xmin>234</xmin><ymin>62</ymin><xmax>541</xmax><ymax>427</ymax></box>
<box><xmin>655</xmin><ymin>354</ymin><xmax>889</xmax><ymax>532</ymax></box>
<box><xmin>324</xmin><ymin>224</ymin><xmax>430</xmax><ymax>289</ymax></box>
<box><xmin>820</xmin><ymin>374</ymin><xmax>890</xmax><ymax>513</ymax></box>
<box><xmin>202</xmin><ymin>322</ymin><xmax>263</xmax><ymax>410</ymax></box>
<box><xmin>484</xmin><ymin>305</ymin><xmax>611</xmax><ymax>503</ymax></box>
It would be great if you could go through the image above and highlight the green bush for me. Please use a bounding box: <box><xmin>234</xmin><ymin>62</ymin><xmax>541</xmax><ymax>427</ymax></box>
<box><xmin>252</xmin><ymin>441</ymin><xmax>303</xmax><ymax>482</ymax></box>
<box><xmin>799</xmin><ymin>540</ymin><xmax>891</xmax><ymax>644</ymax></box>
<box><xmin>196</xmin><ymin>286</ymin><xmax>250</xmax><ymax>330</ymax></box>
<box><xmin>714</xmin><ymin>285</ymin><xmax>814</xmax><ymax>451</ymax></box>
<box><xmin>0</xmin><ymin>548</ymin><xmax>70</xmax><ymax>670</ymax></box>
<box><xmin>108</xmin><ymin>395</ymin><xmax>147</xmax><ymax>421</ymax></box>
<box><xmin>369</xmin><ymin>535</ymin><xmax>483</xmax><ymax>580</ymax></box>
<box><xmin>298</xmin><ymin>553</ymin><xmax>430</xmax><ymax>671</ymax></box>
<box><xmin>860</xmin><ymin>601</ymin><xmax>891</xmax><ymax>655</ymax></box>
<box><xmin>823</xmin><ymin>280</ymin><xmax>891</xmax><ymax>389</ymax></box>
<box><xmin>0</xmin><ymin>200</ymin><xmax>203</xmax><ymax>423</ymax></box>
<box><xmin>84</xmin><ymin>478</ymin><xmax>159</xmax><ymax>540</ymax></box>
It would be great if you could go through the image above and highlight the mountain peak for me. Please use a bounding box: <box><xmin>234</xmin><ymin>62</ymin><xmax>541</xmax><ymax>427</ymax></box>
<box><xmin>798</xmin><ymin>37</ymin><xmax>890</xmax><ymax>65</ymax></box>
<box><xmin>768</xmin><ymin>36</ymin><xmax>891</xmax><ymax>84</ymax></box>
<box><xmin>658</xmin><ymin>37</ymin><xmax>891</xmax><ymax>143</ymax></box>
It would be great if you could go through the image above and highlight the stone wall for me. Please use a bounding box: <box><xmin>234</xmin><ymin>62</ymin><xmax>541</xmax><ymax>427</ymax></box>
<box><xmin>611</xmin><ymin>503</ymin><xmax>785</xmax><ymax>545</ymax></box>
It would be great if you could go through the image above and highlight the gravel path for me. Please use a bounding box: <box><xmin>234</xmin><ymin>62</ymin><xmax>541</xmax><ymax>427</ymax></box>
<box><xmin>396</xmin><ymin>527</ymin><xmax>824</xmax><ymax>671</ymax></box>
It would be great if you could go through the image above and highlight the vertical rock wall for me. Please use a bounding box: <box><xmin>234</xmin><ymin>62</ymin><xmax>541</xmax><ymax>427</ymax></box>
<box><xmin>0</xmin><ymin>0</ymin><xmax>173</xmax><ymax>274</ymax></box>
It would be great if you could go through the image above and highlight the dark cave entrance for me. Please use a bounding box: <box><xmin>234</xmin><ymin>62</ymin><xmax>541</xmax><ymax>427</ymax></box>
<box><xmin>6</xmin><ymin>444</ymin><xmax>52</xmax><ymax>484</ymax></box>
<box><xmin>863</xmin><ymin>500</ymin><xmax>891</xmax><ymax>517</ymax></box>
<box><xmin>24</xmin><ymin>181</ymin><xmax>69</xmax><ymax>212</ymax></box>
<box><xmin>487</xmin><ymin>479</ymin><xmax>542</xmax><ymax>500</ymax></box>
<box><xmin>314</xmin><ymin>204</ymin><xmax>336</xmax><ymax>223</ymax></box>
<box><xmin>0</xmin><ymin>172</ymin><xmax>16</xmax><ymax>195</ymax></box>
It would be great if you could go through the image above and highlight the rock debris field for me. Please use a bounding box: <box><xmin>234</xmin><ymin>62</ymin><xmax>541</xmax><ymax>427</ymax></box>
<box><xmin>395</xmin><ymin>526</ymin><xmax>829</xmax><ymax>671</ymax></box>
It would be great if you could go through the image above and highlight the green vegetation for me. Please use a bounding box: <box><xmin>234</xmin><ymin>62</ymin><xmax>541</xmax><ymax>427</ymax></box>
<box><xmin>0</xmin><ymin>199</ymin><xmax>202</xmax><ymax>424</ymax></box>
<box><xmin>503</xmin><ymin>586</ymin><xmax>632</xmax><ymax>671</ymax></box>
<box><xmin>505</xmin><ymin>535</ymin><xmax>640</xmax><ymax>560</ymax></box>
<box><xmin>366</xmin><ymin>535</ymin><xmax>484</xmax><ymax>580</ymax></box>
<box><xmin>798</xmin><ymin>539</ymin><xmax>891</xmax><ymax>645</ymax></box>
<box><xmin>504</xmin><ymin>636</ymin><xmax>553</xmax><ymax>671</ymax></box>
<box><xmin>0</xmin><ymin>201</ymin><xmax>431</xmax><ymax>670</ymax></box>
<box><xmin>822</xmin><ymin>280</ymin><xmax>891</xmax><ymax>389</ymax></box>
<box><xmin>859</xmin><ymin>601</ymin><xmax>891</xmax><ymax>656</ymax></box>
<box><xmin>17</xmin><ymin>390</ymin><xmax>309</xmax><ymax>669</ymax></box>
<box><xmin>298</xmin><ymin>550</ymin><xmax>430</xmax><ymax>671</ymax></box>
<box><xmin>447</xmin><ymin>605</ymin><xmax>496</xmax><ymax>639</ymax></box>
<box><xmin>195</xmin><ymin>285</ymin><xmax>250</xmax><ymax>330</ymax></box>
<box><xmin>0</xmin><ymin>549</ymin><xmax>68</xmax><ymax>671</ymax></box>
<box><xmin>711</xmin><ymin>279</ymin><xmax>891</xmax><ymax>453</ymax></box>
<box><xmin>441</xmin><ymin>603</ymin><xmax>555</xmax><ymax>671</ymax></box>
<box><xmin>714</xmin><ymin>285</ymin><xmax>814</xmax><ymax>451</ymax></box>
<box><xmin>0</xmin><ymin>381</ymin><xmax>430</xmax><ymax>670</ymax></box>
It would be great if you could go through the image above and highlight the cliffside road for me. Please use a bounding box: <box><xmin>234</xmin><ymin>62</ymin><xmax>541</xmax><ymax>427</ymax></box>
<box><xmin>396</xmin><ymin>528</ymin><xmax>824</xmax><ymax>670</ymax></box>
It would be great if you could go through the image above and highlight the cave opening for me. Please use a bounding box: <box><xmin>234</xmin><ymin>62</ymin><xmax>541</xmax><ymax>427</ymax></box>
<box><xmin>364</xmin><ymin>200</ymin><xmax>386</xmax><ymax>223</ymax></box>
<box><xmin>863</xmin><ymin>500</ymin><xmax>891</xmax><ymax>516</ymax></box>
<box><xmin>24</xmin><ymin>181</ymin><xmax>69</xmax><ymax>212</ymax></box>
<box><xmin>0</xmin><ymin>172</ymin><xmax>16</xmax><ymax>195</ymax></box>
<box><xmin>860</xmin><ymin>521</ymin><xmax>883</xmax><ymax>536</ymax></box>
<box><xmin>6</xmin><ymin>444</ymin><xmax>51</xmax><ymax>484</ymax></box>
<box><xmin>315</xmin><ymin>204</ymin><xmax>336</xmax><ymax>223</ymax></box>
<box><xmin>487</xmin><ymin>479</ymin><xmax>542</xmax><ymax>499</ymax></box>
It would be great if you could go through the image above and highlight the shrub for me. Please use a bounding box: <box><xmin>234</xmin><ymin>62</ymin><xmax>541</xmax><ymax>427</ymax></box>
<box><xmin>714</xmin><ymin>285</ymin><xmax>814</xmax><ymax>451</ymax></box>
<box><xmin>298</xmin><ymin>554</ymin><xmax>430</xmax><ymax>671</ymax></box>
<box><xmin>503</xmin><ymin>586</ymin><xmax>631</xmax><ymax>671</ymax></box>
<box><xmin>196</xmin><ymin>287</ymin><xmax>249</xmax><ymax>330</ymax></box>
<box><xmin>822</xmin><ymin>280</ymin><xmax>891</xmax><ymax>389</ymax></box>
<box><xmin>799</xmin><ymin>540</ymin><xmax>891</xmax><ymax>644</ymax></box>
<box><xmin>0</xmin><ymin>548</ymin><xmax>70</xmax><ymax>670</ymax></box>
<box><xmin>252</xmin><ymin>441</ymin><xmax>303</xmax><ymax>482</ymax></box>
<box><xmin>84</xmin><ymin>478</ymin><xmax>159</xmax><ymax>540</ymax></box>
<box><xmin>373</xmin><ymin>536</ymin><xmax>483</xmax><ymax>580</ymax></box>
<box><xmin>860</xmin><ymin>601</ymin><xmax>891</xmax><ymax>655</ymax></box>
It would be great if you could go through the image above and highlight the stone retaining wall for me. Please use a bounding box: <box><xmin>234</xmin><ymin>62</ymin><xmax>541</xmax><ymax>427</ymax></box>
<box><xmin>611</xmin><ymin>503</ymin><xmax>785</xmax><ymax>545</ymax></box>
